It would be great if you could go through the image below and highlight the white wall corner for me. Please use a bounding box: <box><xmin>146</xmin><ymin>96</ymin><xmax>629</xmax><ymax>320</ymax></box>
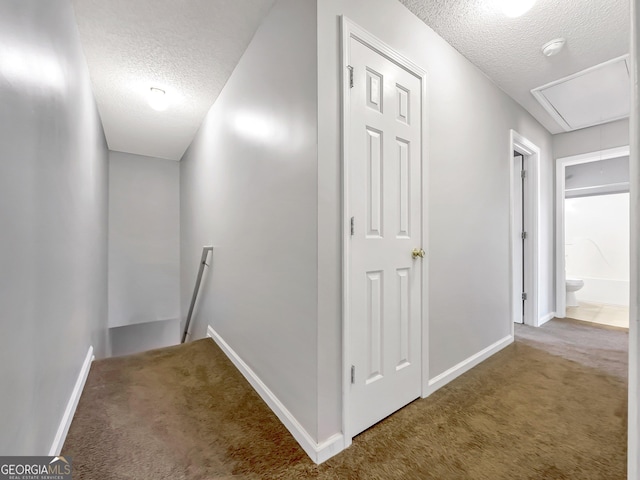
<box><xmin>629</xmin><ymin>2</ymin><xmax>639</xmax><ymax>478</ymax></box>
<box><xmin>206</xmin><ymin>326</ymin><xmax>344</xmax><ymax>464</ymax></box>
<box><xmin>49</xmin><ymin>345</ymin><xmax>94</xmax><ymax>456</ymax></box>
<box><xmin>424</xmin><ymin>335</ymin><xmax>513</xmax><ymax>397</ymax></box>
<box><xmin>539</xmin><ymin>312</ymin><xmax>556</xmax><ymax>326</ymax></box>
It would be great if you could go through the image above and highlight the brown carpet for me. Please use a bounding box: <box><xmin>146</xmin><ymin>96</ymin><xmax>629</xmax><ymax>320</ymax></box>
<box><xmin>516</xmin><ymin>317</ymin><xmax>628</xmax><ymax>380</ymax></box>
<box><xmin>64</xmin><ymin>320</ymin><xmax>627</xmax><ymax>479</ymax></box>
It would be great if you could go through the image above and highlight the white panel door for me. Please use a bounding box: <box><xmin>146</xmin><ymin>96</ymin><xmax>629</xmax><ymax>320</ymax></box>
<box><xmin>348</xmin><ymin>37</ymin><xmax>424</xmax><ymax>437</ymax></box>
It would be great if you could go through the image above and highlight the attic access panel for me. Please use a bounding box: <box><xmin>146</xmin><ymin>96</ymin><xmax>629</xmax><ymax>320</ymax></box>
<box><xmin>531</xmin><ymin>56</ymin><xmax>630</xmax><ymax>132</ymax></box>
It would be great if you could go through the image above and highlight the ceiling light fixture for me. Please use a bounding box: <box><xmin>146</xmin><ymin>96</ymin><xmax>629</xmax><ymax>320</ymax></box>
<box><xmin>541</xmin><ymin>38</ymin><xmax>566</xmax><ymax>57</ymax></box>
<box><xmin>148</xmin><ymin>87</ymin><xmax>168</xmax><ymax>111</ymax></box>
<box><xmin>494</xmin><ymin>0</ymin><xmax>536</xmax><ymax>17</ymax></box>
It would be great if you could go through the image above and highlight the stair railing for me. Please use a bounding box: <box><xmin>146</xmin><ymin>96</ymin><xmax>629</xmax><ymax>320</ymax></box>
<box><xmin>181</xmin><ymin>246</ymin><xmax>213</xmax><ymax>343</ymax></box>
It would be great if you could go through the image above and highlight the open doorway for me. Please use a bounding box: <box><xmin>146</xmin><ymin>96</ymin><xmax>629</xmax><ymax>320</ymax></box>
<box><xmin>513</xmin><ymin>150</ymin><xmax>528</xmax><ymax>324</ymax></box>
<box><xmin>510</xmin><ymin>130</ymin><xmax>540</xmax><ymax>327</ymax></box>
<box><xmin>555</xmin><ymin>146</ymin><xmax>630</xmax><ymax>328</ymax></box>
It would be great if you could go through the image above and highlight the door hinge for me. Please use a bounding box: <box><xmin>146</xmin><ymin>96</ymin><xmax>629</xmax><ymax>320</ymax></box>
<box><xmin>521</xmin><ymin>231</ymin><xmax>527</xmax><ymax>240</ymax></box>
<box><xmin>350</xmin><ymin>216</ymin><xmax>355</xmax><ymax>236</ymax></box>
<box><xmin>351</xmin><ymin>365</ymin><xmax>356</xmax><ymax>384</ymax></box>
<box><xmin>347</xmin><ymin>65</ymin><xmax>354</xmax><ymax>88</ymax></box>
<box><xmin>521</xmin><ymin>170</ymin><xmax>527</xmax><ymax>180</ymax></box>
<box><xmin>522</xmin><ymin>292</ymin><xmax>527</xmax><ymax>301</ymax></box>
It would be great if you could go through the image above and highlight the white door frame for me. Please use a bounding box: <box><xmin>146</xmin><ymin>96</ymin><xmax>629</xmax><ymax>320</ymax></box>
<box><xmin>554</xmin><ymin>145</ymin><xmax>630</xmax><ymax>318</ymax></box>
<box><xmin>341</xmin><ymin>16</ymin><xmax>429</xmax><ymax>447</ymax></box>
<box><xmin>509</xmin><ymin>130</ymin><xmax>541</xmax><ymax>330</ymax></box>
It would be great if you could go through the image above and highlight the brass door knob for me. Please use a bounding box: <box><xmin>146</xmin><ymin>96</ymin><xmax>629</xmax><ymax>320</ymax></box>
<box><xmin>412</xmin><ymin>248</ymin><xmax>425</xmax><ymax>259</ymax></box>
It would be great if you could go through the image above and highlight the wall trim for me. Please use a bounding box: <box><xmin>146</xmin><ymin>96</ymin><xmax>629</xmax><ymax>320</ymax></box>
<box><xmin>539</xmin><ymin>312</ymin><xmax>556</xmax><ymax>326</ymax></box>
<box><xmin>206</xmin><ymin>326</ymin><xmax>344</xmax><ymax>464</ymax></box>
<box><xmin>509</xmin><ymin>130</ymin><xmax>541</xmax><ymax>331</ymax></box>
<box><xmin>49</xmin><ymin>346</ymin><xmax>94</xmax><ymax>456</ymax></box>
<box><xmin>424</xmin><ymin>335</ymin><xmax>513</xmax><ymax>396</ymax></box>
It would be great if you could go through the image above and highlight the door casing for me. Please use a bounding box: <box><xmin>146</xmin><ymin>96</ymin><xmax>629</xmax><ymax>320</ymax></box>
<box><xmin>340</xmin><ymin>16</ymin><xmax>429</xmax><ymax>446</ymax></box>
<box><xmin>509</xmin><ymin>130</ymin><xmax>541</xmax><ymax>332</ymax></box>
<box><xmin>554</xmin><ymin>145</ymin><xmax>630</xmax><ymax>318</ymax></box>
<box><xmin>512</xmin><ymin>151</ymin><xmax>526</xmax><ymax>325</ymax></box>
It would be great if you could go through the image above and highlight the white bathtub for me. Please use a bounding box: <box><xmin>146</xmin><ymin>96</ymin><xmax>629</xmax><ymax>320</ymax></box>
<box><xmin>574</xmin><ymin>277</ymin><xmax>629</xmax><ymax>307</ymax></box>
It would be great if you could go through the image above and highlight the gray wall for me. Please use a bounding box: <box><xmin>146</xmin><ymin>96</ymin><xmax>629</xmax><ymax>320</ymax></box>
<box><xmin>553</xmin><ymin>118</ymin><xmax>629</xmax><ymax>159</ymax></box>
<box><xmin>181</xmin><ymin>0</ymin><xmax>557</xmax><ymax>449</ymax></box>
<box><xmin>180</xmin><ymin>0</ymin><xmax>320</xmax><ymax>439</ymax></box>
<box><xmin>0</xmin><ymin>0</ymin><xmax>108</xmax><ymax>455</ymax></box>
<box><xmin>110</xmin><ymin>318</ymin><xmax>180</xmax><ymax>357</ymax></box>
<box><xmin>108</xmin><ymin>151</ymin><xmax>180</xmax><ymax>328</ymax></box>
<box><xmin>317</xmin><ymin>0</ymin><xmax>555</xmax><ymax>441</ymax></box>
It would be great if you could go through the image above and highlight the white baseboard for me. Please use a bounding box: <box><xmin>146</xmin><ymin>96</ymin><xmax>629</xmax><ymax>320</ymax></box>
<box><xmin>424</xmin><ymin>335</ymin><xmax>513</xmax><ymax>397</ymax></box>
<box><xmin>49</xmin><ymin>345</ymin><xmax>94</xmax><ymax>455</ymax></box>
<box><xmin>539</xmin><ymin>312</ymin><xmax>556</xmax><ymax>326</ymax></box>
<box><xmin>206</xmin><ymin>325</ymin><xmax>344</xmax><ymax>464</ymax></box>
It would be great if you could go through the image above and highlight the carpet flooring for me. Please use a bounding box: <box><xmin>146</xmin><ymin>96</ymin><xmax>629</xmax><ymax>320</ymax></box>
<box><xmin>516</xmin><ymin>317</ymin><xmax>628</xmax><ymax>380</ymax></box>
<box><xmin>63</xmin><ymin>319</ymin><xmax>628</xmax><ymax>479</ymax></box>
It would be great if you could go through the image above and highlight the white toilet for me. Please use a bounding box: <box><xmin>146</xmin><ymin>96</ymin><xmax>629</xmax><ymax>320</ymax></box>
<box><xmin>565</xmin><ymin>277</ymin><xmax>584</xmax><ymax>307</ymax></box>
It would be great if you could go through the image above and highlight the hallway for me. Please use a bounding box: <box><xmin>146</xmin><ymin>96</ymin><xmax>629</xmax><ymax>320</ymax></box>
<box><xmin>63</xmin><ymin>320</ymin><xmax>627</xmax><ymax>479</ymax></box>
<box><xmin>1</xmin><ymin>0</ymin><xmax>638</xmax><ymax>475</ymax></box>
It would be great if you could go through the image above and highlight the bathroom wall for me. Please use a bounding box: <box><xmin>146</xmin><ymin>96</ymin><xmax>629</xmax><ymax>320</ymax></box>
<box><xmin>565</xmin><ymin>156</ymin><xmax>630</xmax><ymax>197</ymax></box>
<box><xmin>565</xmin><ymin>193</ymin><xmax>630</xmax><ymax>306</ymax></box>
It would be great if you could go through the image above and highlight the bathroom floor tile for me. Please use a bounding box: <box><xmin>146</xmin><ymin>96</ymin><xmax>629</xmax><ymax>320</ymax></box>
<box><xmin>567</xmin><ymin>302</ymin><xmax>629</xmax><ymax>329</ymax></box>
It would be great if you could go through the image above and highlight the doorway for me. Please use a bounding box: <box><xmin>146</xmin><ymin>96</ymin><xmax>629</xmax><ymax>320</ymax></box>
<box><xmin>510</xmin><ymin>130</ymin><xmax>540</xmax><ymax>328</ymax></box>
<box><xmin>555</xmin><ymin>146</ymin><xmax>630</xmax><ymax>325</ymax></box>
<box><xmin>513</xmin><ymin>150</ymin><xmax>527</xmax><ymax>324</ymax></box>
<box><xmin>341</xmin><ymin>18</ymin><xmax>428</xmax><ymax>443</ymax></box>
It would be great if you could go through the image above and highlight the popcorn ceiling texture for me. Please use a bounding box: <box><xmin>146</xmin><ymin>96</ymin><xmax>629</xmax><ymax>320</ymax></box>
<box><xmin>398</xmin><ymin>0</ymin><xmax>630</xmax><ymax>134</ymax></box>
<box><xmin>71</xmin><ymin>0</ymin><xmax>275</xmax><ymax>160</ymax></box>
<box><xmin>71</xmin><ymin>0</ymin><xmax>630</xmax><ymax>157</ymax></box>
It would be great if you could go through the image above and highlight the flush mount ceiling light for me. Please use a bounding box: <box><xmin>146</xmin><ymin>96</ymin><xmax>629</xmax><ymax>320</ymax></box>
<box><xmin>494</xmin><ymin>0</ymin><xmax>536</xmax><ymax>17</ymax></box>
<box><xmin>148</xmin><ymin>87</ymin><xmax>168</xmax><ymax>111</ymax></box>
<box><xmin>541</xmin><ymin>38</ymin><xmax>566</xmax><ymax>57</ymax></box>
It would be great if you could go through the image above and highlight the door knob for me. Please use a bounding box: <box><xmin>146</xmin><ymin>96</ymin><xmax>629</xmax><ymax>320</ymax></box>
<box><xmin>412</xmin><ymin>248</ymin><xmax>425</xmax><ymax>259</ymax></box>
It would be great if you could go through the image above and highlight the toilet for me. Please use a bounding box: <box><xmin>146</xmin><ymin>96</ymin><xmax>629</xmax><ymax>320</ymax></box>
<box><xmin>565</xmin><ymin>277</ymin><xmax>584</xmax><ymax>307</ymax></box>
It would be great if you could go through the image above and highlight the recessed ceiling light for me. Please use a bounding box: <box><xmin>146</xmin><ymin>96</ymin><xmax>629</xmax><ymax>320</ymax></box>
<box><xmin>148</xmin><ymin>87</ymin><xmax>168</xmax><ymax>111</ymax></box>
<box><xmin>541</xmin><ymin>38</ymin><xmax>566</xmax><ymax>57</ymax></box>
<box><xmin>494</xmin><ymin>0</ymin><xmax>536</xmax><ymax>17</ymax></box>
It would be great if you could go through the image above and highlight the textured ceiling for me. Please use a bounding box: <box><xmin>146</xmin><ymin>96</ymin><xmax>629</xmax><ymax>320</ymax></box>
<box><xmin>71</xmin><ymin>0</ymin><xmax>275</xmax><ymax>160</ymax></box>
<box><xmin>398</xmin><ymin>0</ymin><xmax>630</xmax><ymax>134</ymax></box>
<box><xmin>73</xmin><ymin>0</ymin><xmax>629</xmax><ymax>159</ymax></box>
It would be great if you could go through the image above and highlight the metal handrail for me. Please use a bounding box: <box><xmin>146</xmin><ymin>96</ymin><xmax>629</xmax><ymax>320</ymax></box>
<box><xmin>181</xmin><ymin>246</ymin><xmax>213</xmax><ymax>343</ymax></box>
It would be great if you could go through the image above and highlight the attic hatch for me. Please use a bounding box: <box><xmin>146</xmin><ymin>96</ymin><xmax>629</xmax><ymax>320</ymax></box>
<box><xmin>531</xmin><ymin>55</ymin><xmax>630</xmax><ymax>132</ymax></box>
